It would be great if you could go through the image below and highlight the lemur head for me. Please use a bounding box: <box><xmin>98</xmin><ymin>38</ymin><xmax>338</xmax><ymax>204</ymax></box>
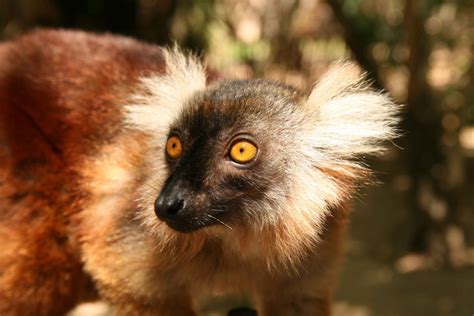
<box><xmin>126</xmin><ymin>48</ymin><xmax>399</xmax><ymax>267</ymax></box>
<box><xmin>153</xmin><ymin>79</ymin><xmax>305</xmax><ymax>233</ymax></box>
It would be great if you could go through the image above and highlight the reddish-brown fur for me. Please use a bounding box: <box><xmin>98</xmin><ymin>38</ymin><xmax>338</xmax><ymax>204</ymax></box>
<box><xmin>0</xmin><ymin>29</ymin><xmax>166</xmax><ymax>315</ymax></box>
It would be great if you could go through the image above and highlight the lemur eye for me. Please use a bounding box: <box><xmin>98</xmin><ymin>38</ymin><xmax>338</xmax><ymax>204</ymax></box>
<box><xmin>166</xmin><ymin>135</ymin><xmax>183</xmax><ymax>159</ymax></box>
<box><xmin>229</xmin><ymin>140</ymin><xmax>258</xmax><ymax>164</ymax></box>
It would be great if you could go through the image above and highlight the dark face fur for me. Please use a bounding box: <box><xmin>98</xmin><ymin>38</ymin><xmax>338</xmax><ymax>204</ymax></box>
<box><xmin>154</xmin><ymin>80</ymin><xmax>303</xmax><ymax>232</ymax></box>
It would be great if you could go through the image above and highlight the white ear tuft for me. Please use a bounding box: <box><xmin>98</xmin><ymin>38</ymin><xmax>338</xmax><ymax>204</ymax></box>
<box><xmin>304</xmin><ymin>61</ymin><xmax>400</xmax><ymax>159</ymax></box>
<box><xmin>125</xmin><ymin>46</ymin><xmax>206</xmax><ymax>133</ymax></box>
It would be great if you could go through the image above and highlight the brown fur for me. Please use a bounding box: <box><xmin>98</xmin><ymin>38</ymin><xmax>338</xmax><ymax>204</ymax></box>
<box><xmin>0</xmin><ymin>29</ymin><xmax>398</xmax><ymax>316</ymax></box>
<box><xmin>0</xmin><ymin>29</ymin><xmax>165</xmax><ymax>315</ymax></box>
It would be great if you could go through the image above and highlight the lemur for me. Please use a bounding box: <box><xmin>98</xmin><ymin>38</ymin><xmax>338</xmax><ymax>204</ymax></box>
<box><xmin>0</xmin><ymin>29</ymin><xmax>399</xmax><ymax>315</ymax></box>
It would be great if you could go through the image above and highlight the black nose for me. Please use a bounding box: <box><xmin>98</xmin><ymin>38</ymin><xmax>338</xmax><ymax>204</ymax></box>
<box><xmin>154</xmin><ymin>195</ymin><xmax>186</xmax><ymax>220</ymax></box>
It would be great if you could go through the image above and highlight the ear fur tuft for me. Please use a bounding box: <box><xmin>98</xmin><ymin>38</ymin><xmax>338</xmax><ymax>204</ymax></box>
<box><xmin>125</xmin><ymin>46</ymin><xmax>206</xmax><ymax>133</ymax></box>
<box><xmin>304</xmin><ymin>61</ymin><xmax>400</xmax><ymax>159</ymax></box>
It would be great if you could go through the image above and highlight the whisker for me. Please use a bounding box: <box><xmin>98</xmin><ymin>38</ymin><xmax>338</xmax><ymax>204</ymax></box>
<box><xmin>210</xmin><ymin>208</ymin><xmax>227</xmax><ymax>213</ymax></box>
<box><xmin>207</xmin><ymin>214</ymin><xmax>233</xmax><ymax>231</ymax></box>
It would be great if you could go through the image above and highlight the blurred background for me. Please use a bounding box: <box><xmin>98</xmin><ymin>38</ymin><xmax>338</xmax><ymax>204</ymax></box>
<box><xmin>1</xmin><ymin>0</ymin><xmax>473</xmax><ymax>315</ymax></box>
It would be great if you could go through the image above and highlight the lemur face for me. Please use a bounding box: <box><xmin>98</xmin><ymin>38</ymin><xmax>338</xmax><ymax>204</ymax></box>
<box><xmin>154</xmin><ymin>80</ymin><xmax>304</xmax><ymax>232</ymax></box>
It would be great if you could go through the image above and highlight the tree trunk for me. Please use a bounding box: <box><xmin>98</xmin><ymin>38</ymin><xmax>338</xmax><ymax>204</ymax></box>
<box><xmin>403</xmin><ymin>0</ymin><xmax>468</xmax><ymax>267</ymax></box>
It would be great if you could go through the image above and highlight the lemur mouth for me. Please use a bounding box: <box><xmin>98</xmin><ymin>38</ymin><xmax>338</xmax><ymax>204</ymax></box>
<box><xmin>155</xmin><ymin>200</ymin><xmax>224</xmax><ymax>232</ymax></box>
<box><xmin>163</xmin><ymin>216</ymin><xmax>213</xmax><ymax>233</ymax></box>
<box><xmin>154</xmin><ymin>180</ymin><xmax>232</xmax><ymax>233</ymax></box>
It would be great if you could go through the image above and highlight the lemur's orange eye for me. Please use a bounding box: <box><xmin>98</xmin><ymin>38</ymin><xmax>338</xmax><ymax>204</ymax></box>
<box><xmin>230</xmin><ymin>140</ymin><xmax>258</xmax><ymax>164</ymax></box>
<box><xmin>166</xmin><ymin>135</ymin><xmax>182</xmax><ymax>159</ymax></box>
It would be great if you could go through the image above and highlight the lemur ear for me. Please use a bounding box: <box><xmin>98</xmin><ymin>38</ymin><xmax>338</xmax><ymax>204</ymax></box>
<box><xmin>303</xmin><ymin>61</ymin><xmax>400</xmax><ymax>159</ymax></box>
<box><xmin>125</xmin><ymin>46</ymin><xmax>206</xmax><ymax>133</ymax></box>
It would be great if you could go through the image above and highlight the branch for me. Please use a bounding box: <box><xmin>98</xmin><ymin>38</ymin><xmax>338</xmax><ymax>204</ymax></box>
<box><xmin>326</xmin><ymin>0</ymin><xmax>384</xmax><ymax>90</ymax></box>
